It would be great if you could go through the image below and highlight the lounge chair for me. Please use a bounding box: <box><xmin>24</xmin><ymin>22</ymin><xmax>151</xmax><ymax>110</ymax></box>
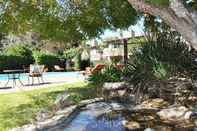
<box><xmin>54</xmin><ymin>65</ymin><xmax>65</xmax><ymax>72</ymax></box>
<box><xmin>83</xmin><ymin>64</ymin><xmax>105</xmax><ymax>76</ymax></box>
<box><xmin>28</xmin><ymin>65</ymin><xmax>44</xmax><ymax>85</ymax></box>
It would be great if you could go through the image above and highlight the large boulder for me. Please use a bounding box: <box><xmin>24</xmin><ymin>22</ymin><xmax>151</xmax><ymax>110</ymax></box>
<box><xmin>134</xmin><ymin>98</ymin><xmax>169</xmax><ymax>110</ymax></box>
<box><xmin>54</xmin><ymin>92</ymin><xmax>73</xmax><ymax>110</ymax></box>
<box><xmin>122</xmin><ymin>120</ymin><xmax>141</xmax><ymax>131</ymax></box>
<box><xmin>157</xmin><ymin>106</ymin><xmax>193</xmax><ymax>123</ymax></box>
<box><xmin>102</xmin><ymin>82</ymin><xmax>132</xmax><ymax>98</ymax></box>
<box><xmin>160</xmin><ymin>77</ymin><xmax>196</xmax><ymax>105</ymax></box>
<box><xmin>103</xmin><ymin>82</ymin><xmax>128</xmax><ymax>90</ymax></box>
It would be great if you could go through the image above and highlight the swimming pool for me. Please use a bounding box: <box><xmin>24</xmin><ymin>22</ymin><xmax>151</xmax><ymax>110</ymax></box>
<box><xmin>0</xmin><ymin>72</ymin><xmax>82</xmax><ymax>81</ymax></box>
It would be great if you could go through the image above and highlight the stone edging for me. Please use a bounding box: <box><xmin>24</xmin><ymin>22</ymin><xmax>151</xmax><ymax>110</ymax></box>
<box><xmin>10</xmin><ymin>98</ymin><xmax>104</xmax><ymax>131</ymax></box>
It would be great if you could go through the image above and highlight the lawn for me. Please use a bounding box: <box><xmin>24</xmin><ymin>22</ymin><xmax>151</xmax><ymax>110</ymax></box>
<box><xmin>0</xmin><ymin>82</ymin><xmax>97</xmax><ymax>131</ymax></box>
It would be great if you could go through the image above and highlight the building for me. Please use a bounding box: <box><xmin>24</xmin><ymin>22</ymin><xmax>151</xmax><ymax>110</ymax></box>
<box><xmin>90</xmin><ymin>35</ymin><xmax>144</xmax><ymax>64</ymax></box>
<box><xmin>89</xmin><ymin>40</ymin><xmax>103</xmax><ymax>62</ymax></box>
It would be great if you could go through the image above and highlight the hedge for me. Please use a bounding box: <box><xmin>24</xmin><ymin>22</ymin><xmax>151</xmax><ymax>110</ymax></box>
<box><xmin>33</xmin><ymin>51</ymin><xmax>61</xmax><ymax>70</ymax></box>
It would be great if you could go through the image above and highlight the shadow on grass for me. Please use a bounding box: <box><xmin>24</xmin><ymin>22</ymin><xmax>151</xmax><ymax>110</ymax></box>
<box><xmin>66</xmin><ymin>84</ymin><xmax>99</xmax><ymax>102</ymax></box>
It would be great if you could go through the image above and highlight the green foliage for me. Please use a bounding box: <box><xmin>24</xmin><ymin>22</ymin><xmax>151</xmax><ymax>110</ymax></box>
<box><xmin>64</xmin><ymin>48</ymin><xmax>78</xmax><ymax>60</ymax></box>
<box><xmin>33</xmin><ymin>51</ymin><xmax>60</xmax><ymax>70</ymax></box>
<box><xmin>0</xmin><ymin>44</ymin><xmax>34</xmax><ymax>70</ymax></box>
<box><xmin>123</xmin><ymin>30</ymin><xmax>197</xmax><ymax>103</ymax></box>
<box><xmin>88</xmin><ymin>64</ymin><xmax>123</xmax><ymax>85</ymax></box>
<box><xmin>74</xmin><ymin>52</ymin><xmax>81</xmax><ymax>70</ymax></box>
<box><xmin>0</xmin><ymin>0</ymin><xmax>138</xmax><ymax>42</ymax></box>
<box><xmin>99</xmin><ymin>0</ymin><xmax>138</xmax><ymax>29</ymax></box>
<box><xmin>126</xmin><ymin>30</ymin><xmax>196</xmax><ymax>86</ymax></box>
<box><xmin>64</xmin><ymin>48</ymin><xmax>90</xmax><ymax>70</ymax></box>
<box><xmin>103</xmin><ymin>64</ymin><xmax>123</xmax><ymax>82</ymax></box>
<box><xmin>0</xmin><ymin>55</ymin><xmax>29</xmax><ymax>70</ymax></box>
<box><xmin>80</xmin><ymin>60</ymin><xmax>90</xmax><ymax>70</ymax></box>
<box><xmin>6</xmin><ymin>44</ymin><xmax>34</xmax><ymax>65</ymax></box>
<box><xmin>88</xmin><ymin>71</ymin><xmax>104</xmax><ymax>85</ymax></box>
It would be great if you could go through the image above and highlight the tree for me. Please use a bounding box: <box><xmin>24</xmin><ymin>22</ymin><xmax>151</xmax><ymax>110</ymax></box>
<box><xmin>1</xmin><ymin>0</ymin><xmax>196</xmax><ymax>50</ymax></box>
<box><xmin>0</xmin><ymin>0</ymin><xmax>138</xmax><ymax>43</ymax></box>
<box><xmin>127</xmin><ymin>0</ymin><xmax>197</xmax><ymax>49</ymax></box>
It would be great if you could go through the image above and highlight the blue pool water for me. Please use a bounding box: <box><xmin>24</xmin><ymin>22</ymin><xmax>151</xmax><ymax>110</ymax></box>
<box><xmin>0</xmin><ymin>72</ymin><xmax>81</xmax><ymax>81</ymax></box>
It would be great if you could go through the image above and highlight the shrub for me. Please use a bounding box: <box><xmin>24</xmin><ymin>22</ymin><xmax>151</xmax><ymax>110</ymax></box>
<box><xmin>125</xmin><ymin>30</ymin><xmax>197</xmax><ymax>102</ymax></box>
<box><xmin>64</xmin><ymin>48</ymin><xmax>78</xmax><ymax>60</ymax></box>
<box><xmin>64</xmin><ymin>48</ymin><xmax>85</xmax><ymax>70</ymax></box>
<box><xmin>0</xmin><ymin>44</ymin><xmax>34</xmax><ymax>70</ymax></box>
<box><xmin>128</xmin><ymin>31</ymin><xmax>196</xmax><ymax>82</ymax></box>
<box><xmin>0</xmin><ymin>54</ymin><xmax>8</xmax><ymax>71</ymax></box>
<box><xmin>74</xmin><ymin>52</ymin><xmax>81</xmax><ymax>70</ymax></box>
<box><xmin>80</xmin><ymin>60</ymin><xmax>90</xmax><ymax>70</ymax></box>
<box><xmin>0</xmin><ymin>55</ymin><xmax>28</xmax><ymax>71</ymax></box>
<box><xmin>4</xmin><ymin>44</ymin><xmax>34</xmax><ymax>69</ymax></box>
<box><xmin>33</xmin><ymin>51</ymin><xmax>60</xmax><ymax>70</ymax></box>
<box><xmin>88</xmin><ymin>64</ymin><xmax>123</xmax><ymax>85</ymax></box>
<box><xmin>81</xmin><ymin>50</ymin><xmax>90</xmax><ymax>70</ymax></box>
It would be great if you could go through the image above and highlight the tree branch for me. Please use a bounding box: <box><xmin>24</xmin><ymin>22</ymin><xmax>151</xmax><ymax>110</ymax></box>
<box><xmin>128</xmin><ymin>0</ymin><xmax>197</xmax><ymax>49</ymax></box>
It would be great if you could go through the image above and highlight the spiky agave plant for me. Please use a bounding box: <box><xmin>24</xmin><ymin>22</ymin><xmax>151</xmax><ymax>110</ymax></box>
<box><xmin>125</xmin><ymin>30</ymin><xmax>197</xmax><ymax>103</ymax></box>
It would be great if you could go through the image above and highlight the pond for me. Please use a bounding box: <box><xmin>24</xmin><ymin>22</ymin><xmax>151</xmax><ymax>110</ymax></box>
<box><xmin>45</xmin><ymin>102</ymin><xmax>196</xmax><ymax>131</ymax></box>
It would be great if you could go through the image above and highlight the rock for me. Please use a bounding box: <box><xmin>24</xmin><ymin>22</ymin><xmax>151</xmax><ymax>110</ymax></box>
<box><xmin>157</xmin><ymin>106</ymin><xmax>193</xmax><ymax>123</ymax></box>
<box><xmin>147</xmin><ymin>84</ymin><xmax>160</xmax><ymax>98</ymax></box>
<box><xmin>135</xmin><ymin>115</ymin><xmax>156</xmax><ymax>122</ymax></box>
<box><xmin>54</xmin><ymin>92</ymin><xmax>73</xmax><ymax>109</ymax></box>
<box><xmin>122</xmin><ymin>120</ymin><xmax>141</xmax><ymax>130</ymax></box>
<box><xmin>144</xmin><ymin>128</ymin><xmax>155</xmax><ymax>131</ymax></box>
<box><xmin>154</xmin><ymin>126</ymin><xmax>172</xmax><ymax>131</ymax></box>
<box><xmin>36</xmin><ymin>110</ymin><xmax>52</xmax><ymax>122</ymax></box>
<box><xmin>103</xmin><ymin>82</ymin><xmax>126</xmax><ymax>90</ymax></box>
<box><xmin>102</xmin><ymin>82</ymin><xmax>130</xmax><ymax>98</ymax></box>
<box><xmin>10</xmin><ymin>124</ymin><xmax>37</xmax><ymax>131</ymax></box>
<box><xmin>135</xmin><ymin>98</ymin><xmax>169</xmax><ymax>110</ymax></box>
<box><xmin>159</xmin><ymin>77</ymin><xmax>195</xmax><ymax>104</ymax></box>
<box><xmin>86</xmin><ymin>102</ymin><xmax>112</xmax><ymax>117</ymax></box>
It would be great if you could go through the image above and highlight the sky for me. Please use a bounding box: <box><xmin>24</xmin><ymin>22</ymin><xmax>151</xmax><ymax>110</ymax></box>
<box><xmin>86</xmin><ymin>18</ymin><xmax>145</xmax><ymax>45</ymax></box>
<box><xmin>100</xmin><ymin>19</ymin><xmax>144</xmax><ymax>40</ymax></box>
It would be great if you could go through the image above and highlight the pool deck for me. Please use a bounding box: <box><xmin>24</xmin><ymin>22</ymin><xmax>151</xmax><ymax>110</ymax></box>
<box><xmin>0</xmin><ymin>73</ymin><xmax>85</xmax><ymax>94</ymax></box>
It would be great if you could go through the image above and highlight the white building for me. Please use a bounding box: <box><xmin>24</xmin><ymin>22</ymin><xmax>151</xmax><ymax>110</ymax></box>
<box><xmin>90</xmin><ymin>36</ymin><xmax>144</xmax><ymax>63</ymax></box>
<box><xmin>90</xmin><ymin>47</ymin><xmax>103</xmax><ymax>61</ymax></box>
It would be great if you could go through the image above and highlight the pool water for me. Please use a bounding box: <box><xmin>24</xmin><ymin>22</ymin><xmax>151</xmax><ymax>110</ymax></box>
<box><xmin>0</xmin><ymin>72</ymin><xmax>81</xmax><ymax>81</ymax></box>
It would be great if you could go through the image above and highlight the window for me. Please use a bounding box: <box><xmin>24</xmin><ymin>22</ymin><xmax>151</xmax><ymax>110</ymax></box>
<box><xmin>114</xmin><ymin>44</ymin><xmax>120</xmax><ymax>48</ymax></box>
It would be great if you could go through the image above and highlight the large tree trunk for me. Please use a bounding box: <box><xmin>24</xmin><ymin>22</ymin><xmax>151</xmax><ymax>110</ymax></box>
<box><xmin>128</xmin><ymin>0</ymin><xmax>197</xmax><ymax>49</ymax></box>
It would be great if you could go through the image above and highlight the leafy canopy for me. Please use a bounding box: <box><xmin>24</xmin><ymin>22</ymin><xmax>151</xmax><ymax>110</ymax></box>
<box><xmin>1</xmin><ymin>0</ymin><xmax>196</xmax><ymax>43</ymax></box>
<box><xmin>0</xmin><ymin>0</ymin><xmax>138</xmax><ymax>43</ymax></box>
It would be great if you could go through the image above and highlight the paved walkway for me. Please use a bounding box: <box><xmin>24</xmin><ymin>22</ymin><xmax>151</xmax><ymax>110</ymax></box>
<box><xmin>0</xmin><ymin>75</ymin><xmax>85</xmax><ymax>94</ymax></box>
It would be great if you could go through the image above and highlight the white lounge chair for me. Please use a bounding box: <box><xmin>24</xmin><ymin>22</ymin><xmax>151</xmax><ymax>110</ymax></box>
<box><xmin>54</xmin><ymin>65</ymin><xmax>65</xmax><ymax>72</ymax></box>
<box><xmin>28</xmin><ymin>65</ymin><xmax>44</xmax><ymax>85</ymax></box>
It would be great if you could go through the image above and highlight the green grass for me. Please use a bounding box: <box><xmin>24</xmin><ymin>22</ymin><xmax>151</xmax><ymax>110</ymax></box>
<box><xmin>0</xmin><ymin>82</ymin><xmax>97</xmax><ymax>131</ymax></box>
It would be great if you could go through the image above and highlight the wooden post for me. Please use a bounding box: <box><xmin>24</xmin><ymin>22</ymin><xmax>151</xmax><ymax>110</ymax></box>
<box><xmin>123</xmin><ymin>39</ymin><xmax>128</xmax><ymax>65</ymax></box>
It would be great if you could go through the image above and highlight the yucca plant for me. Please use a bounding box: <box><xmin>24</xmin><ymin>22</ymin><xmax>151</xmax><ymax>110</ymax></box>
<box><xmin>125</xmin><ymin>30</ymin><xmax>197</xmax><ymax>103</ymax></box>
